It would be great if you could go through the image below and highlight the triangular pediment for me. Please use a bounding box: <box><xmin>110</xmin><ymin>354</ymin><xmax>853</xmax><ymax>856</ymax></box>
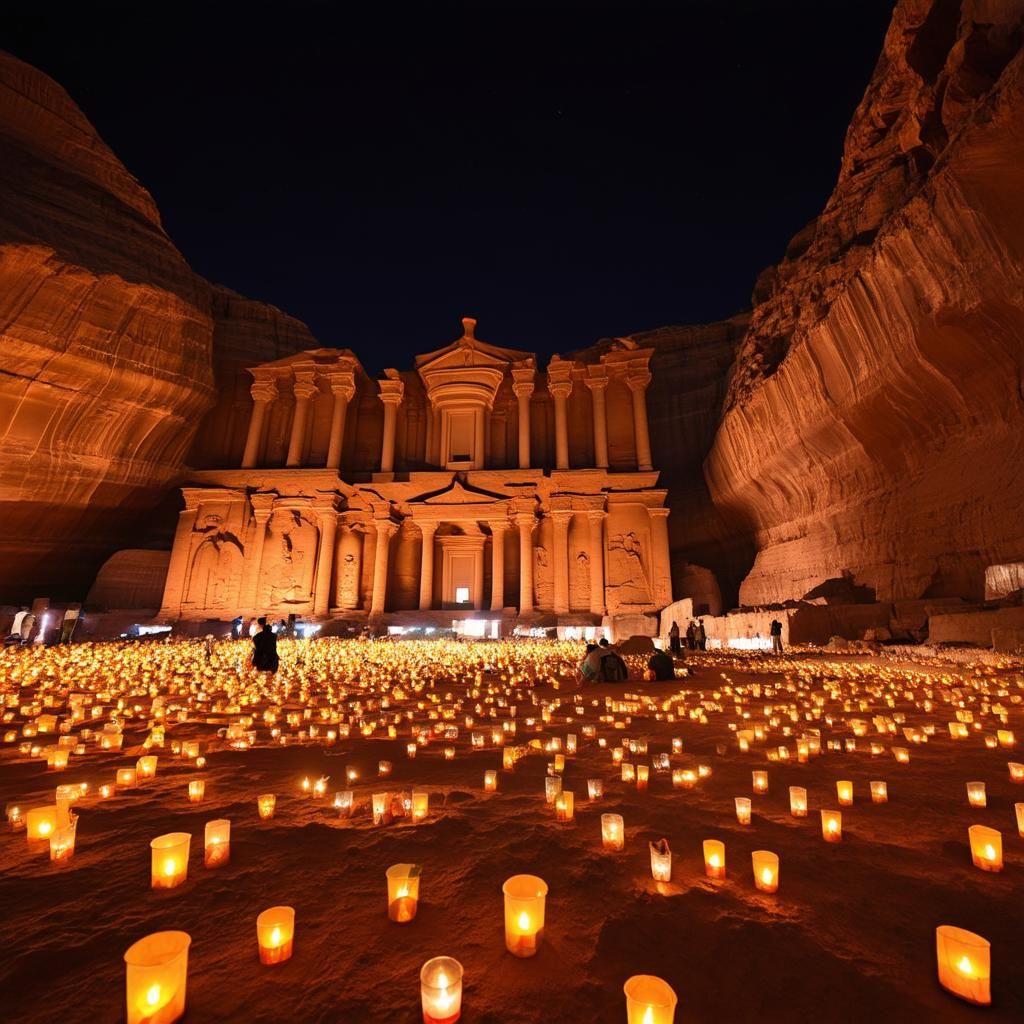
<box><xmin>413</xmin><ymin>479</ymin><xmax>507</xmax><ymax>505</ymax></box>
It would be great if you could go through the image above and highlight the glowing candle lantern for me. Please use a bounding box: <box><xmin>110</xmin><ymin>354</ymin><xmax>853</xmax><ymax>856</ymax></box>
<box><xmin>735</xmin><ymin>797</ymin><xmax>751</xmax><ymax>825</ymax></box>
<box><xmin>545</xmin><ymin>776</ymin><xmax>562</xmax><ymax>805</ymax></box>
<box><xmin>935</xmin><ymin>925</ymin><xmax>991</xmax><ymax>1006</ymax></box>
<box><xmin>752</xmin><ymin>770</ymin><xmax>768</xmax><ymax>794</ymax></box>
<box><xmin>621</xmin><ymin>763</ymin><xmax>636</xmax><ymax>784</ymax></box>
<box><xmin>1009</xmin><ymin>762</ymin><xmax>1024</xmax><ymax>783</ymax></box>
<box><xmin>204</xmin><ymin>819</ymin><xmax>230</xmax><ymax>868</ymax></box>
<box><xmin>836</xmin><ymin>780</ymin><xmax>853</xmax><ymax>806</ymax></box>
<box><xmin>334</xmin><ymin>790</ymin><xmax>354</xmax><ymax>817</ymax></box>
<box><xmin>407</xmin><ymin>743</ymin><xmax>418</xmax><ymax>759</ymax></box>
<box><xmin>587</xmin><ymin>779</ymin><xmax>603</xmax><ymax>800</ymax></box>
<box><xmin>257</xmin><ymin>794</ymin><xmax>276</xmax><ymax>819</ymax></box>
<box><xmin>636</xmin><ymin>765</ymin><xmax>649</xmax><ymax>791</ymax></box>
<box><xmin>372</xmin><ymin>792</ymin><xmax>392</xmax><ymax>826</ymax></box>
<box><xmin>752</xmin><ymin>850</ymin><xmax>779</xmax><ymax>893</ymax></box>
<box><xmin>151</xmin><ymin>833</ymin><xmax>191</xmax><ymax>889</ymax></box>
<box><xmin>966</xmin><ymin>782</ymin><xmax>986</xmax><ymax>808</ymax></box>
<box><xmin>602</xmin><ymin>813</ymin><xmax>625</xmax><ymax>851</ymax></box>
<box><xmin>50</xmin><ymin>816</ymin><xmax>77</xmax><ymax>862</ymax></box>
<box><xmin>256</xmin><ymin>906</ymin><xmax>295</xmax><ymax>965</ymax></box>
<box><xmin>421</xmin><ymin>956</ymin><xmax>463</xmax><ymax>1024</ymax></box>
<box><xmin>703</xmin><ymin>839</ymin><xmax>725</xmax><ymax>879</ymax></box>
<box><xmin>553</xmin><ymin>753</ymin><xmax>566</xmax><ymax>773</ymax></box>
<box><xmin>555</xmin><ymin>791</ymin><xmax>574</xmax><ymax>822</ymax></box>
<box><xmin>789</xmin><ymin>786</ymin><xmax>807</xmax><ymax>818</ymax></box>
<box><xmin>623</xmin><ymin>974</ymin><xmax>677</xmax><ymax>1024</ymax></box>
<box><xmin>117</xmin><ymin>768</ymin><xmax>138</xmax><ymax>789</ymax></box>
<box><xmin>1015</xmin><ymin>803</ymin><xmax>1024</xmax><ymax>837</ymax></box>
<box><xmin>444</xmin><ymin>746</ymin><xmax>456</xmax><ymax>761</ymax></box>
<box><xmin>100</xmin><ymin>785</ymin><xmax>113</xmax><ymax>800</ymax></box>
<box><xmin>870</xmin><ymin>780</ymin><xmax>888</xmax><ymax>804</ymax></box>
<box><xmin>997</xmin><ymin>729</ymin><xmax>1015</xmax><ymax>748</ymax></box>
<box><xmin>412</xmin><ymin>790</ymin><xmax>429</xmax><ymax>823</ymax></box>
<box><xmin>188</xmin><ymin>780</ymin><xmax>205</xmax><ymax>804</ymax></box>
<box><xmin>967</xmin><ymin>825</ymin><xmax>1002</xmax><ymax>872</ymax></box>
<box><xmin>820</xmin><ymin>809</ymin><xmax>843</xmax><ymax>842</ymax></box>
<box><xmin>893</xmin><ymin>746</ymin><xmax>910</xmax><ymax>764</ymax></box>
<box><xmin>26</xmin><ymin>805</ymin><xmax>58</xmax><ymax>843</ymax></box>
<box><xmin>379</xmin><ymin>760</ymin><xmax>392</xmax><ymax>777</ymax></box>
<box><xmin>502</xmin><ymin>747</ymin><xmax>516</xmax><ymax>771</ymax></box>
<box><xmin>502</xmin><ymin>874</ymin><xmax>547</xmax><ymax>957</ymax></box>
<box><xmin>6</xmin><ymin>803</ymin><xmax>24</xmax><ymax>830</ymax></box>
<box><xmin>137</xmin><ymin>755</ymin><xmax>158</xmax><ymax>781</ymax></box>
<box><xmin>484</xmin><ymin>770</ymin><xmax>497</xmax><ymax>792</ymax></box>
<box><xmin>124</xmin><ymin>930</ymin><xmax>191</xmax><ymax>1024</ymax></box>
<box><xmin>673</xmin><ymin>769</ymin><xmax>696</xmax><ymax>790</ymax></box>
<box><xmin>386</xmin><ymin>862</ymin><xmax>422</xmax><ymax>923</ymax></box>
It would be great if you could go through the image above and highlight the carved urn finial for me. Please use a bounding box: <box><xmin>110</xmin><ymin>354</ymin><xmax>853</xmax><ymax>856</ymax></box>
<box><xmin>461</xmin><ymin>316</ymin><xmax>477</xmax><ymax>342</ymax></box>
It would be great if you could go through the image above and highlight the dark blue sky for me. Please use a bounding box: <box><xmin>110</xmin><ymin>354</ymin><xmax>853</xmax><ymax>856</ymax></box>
<box><xmin>1</xmin><ymin>2</ymin><xmax>895</xmax><ymax>374</ymax></box>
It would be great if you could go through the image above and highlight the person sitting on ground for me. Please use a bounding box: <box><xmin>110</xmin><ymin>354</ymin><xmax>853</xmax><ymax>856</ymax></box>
<box><xmin>579</xmin><ymin>642</ymin><xmax>600</xmax><ymax>681</ymax></box>
<box><xmin>648</xmin><ymin>648</ymin><xmax>675</xmax><ymax>681</ymax></box>
<box><xmin>597</xmin><ymin>640</ymin><xmax>629</xmax><ymax>683</ymax></box>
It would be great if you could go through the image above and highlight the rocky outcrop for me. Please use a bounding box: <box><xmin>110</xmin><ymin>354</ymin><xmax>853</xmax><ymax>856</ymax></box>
<box><xmin>0</xmin><ymin>52</ymin><xmax>314</xmax><ymax>602</ymax></box>
<box><xmin>705</xmin><ymin>0</ymin><xmax>1024</xmax><ymax>606</ymax></box>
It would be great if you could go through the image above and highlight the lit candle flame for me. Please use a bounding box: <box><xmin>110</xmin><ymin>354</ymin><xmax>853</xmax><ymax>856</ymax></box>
<box><xmin>163</xmin><ymin>858</ymin><xmax>176</xmax><ymax>876</ymax></box>
<box><xmin>761</xmin><ymin>868</ymin><xmax>773</xmax><ymax>885</ymax></box>
<box><xmin>642</xmin><ymin>1008</ymin><xmax>654</xmax><ymax>1024</ymax></box>
<box><xmin>270</xmin><ymin>925</ymin><xmax>282</xmax><ymax>947</ymax></box>
<box><xmin>517</xmin><ymin>910</ymin><xmax>531</xmax><ymax>933</ymax></box>
<box><xmin>146</xmin><ymin>984</ymin><xmax>161</xmax><ymax>1007</ymax></box>
<box><xmin>38</xmin><ymin>821</ymin><xmax>52</xmax><ymax>836</ymax></box>
<box><xmin>957</xmin><ymin>955</ymin><xmax>973</xmax><ymax>976</ymax></box>
<box><xmin>709</xmin><ymin>854</ymin><xmax>720</xmax><ymax>868</ymax></box>
<box><xmin>984</xmin><ymin>844</ymin><xmax>996</xmax><ymax>861</ymax></box>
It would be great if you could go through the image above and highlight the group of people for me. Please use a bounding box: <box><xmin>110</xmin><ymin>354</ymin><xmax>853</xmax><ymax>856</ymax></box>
<box><xmin>578</xmin><ymin>637</ymin><xmax>681</xmax><ymax>684</ymax></box>
<box><xmin>668</xmin><ymin>618</ymin><xmax>706</xmax><ymax>653</ymax></box>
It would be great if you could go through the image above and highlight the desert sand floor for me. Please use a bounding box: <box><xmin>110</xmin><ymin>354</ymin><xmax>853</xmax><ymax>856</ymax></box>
<box><xmin>1</xmin><ymin>639</ymin><xmax>1022</xmax><ymax>1023</ymax></box>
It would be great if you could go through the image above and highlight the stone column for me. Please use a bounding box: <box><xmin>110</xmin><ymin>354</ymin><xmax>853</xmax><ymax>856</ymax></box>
<box><xmin>424</xmin><ymin>400</ymin><xmax>435</xmax><ymax>466</ymax></box>
<box><xmin>551</xmin><ymin>510</ymin><xmax>572</xmax><ymax>615</ymax></box>
<box><xmin>378</xmin><ymin>375</ymin><xmax>405</xmax><ymax>473</ymax></box>
<box><xmin>286</xmin><ymin>372</ymin><xmax>319</xmax><ymax>468</ymax></box>
<box><xmin>588</xmin><ymin>510</ymin><xmax>607</xmax><ymax>616</ymax></box>
<box><xmin>585</xmin><ymin>371</ymin><xmax>609</xmax><ymax>469</ymax></box>
<box><xmin>474</xmin><ymin>408</ymin><xmax>487</xmax><ymax>469</ymax></box>
<box><xmin>312</xmin><ymin>507</ymin><xmax>339</xmax><ymax>617</ymax></box>
<box><xmin>473</xmin><ymin>543</ymin><xmax>486</xmax><ymax>610</ymax></box>
<box><xmin>628</xmin><ymin>371</ymin><xmax>653</xmax><ymax>472</ymax></box>
<box><xmin>515</xmin><ymin>512</ymin><xmax>536</xmax><ymax>613</ymax></box>
<box><xmin>511</xmin><ymin>368</ymin><xmax>534</xmax><ymax>469</ymax></box>
<box><xmin>369</xmin><ymin>519</ymin><xmax>396</xmax><ymax>615</ymax></box>
<box><xmin>490</xmin><ymin>521</ymin><xmax>507</xmax><ymax>611</ymax></box>
<box><xmin>325</xmin><ymin>374</ymin><xmax>355</xmax><ymax>470</ymax></box>
<box><xmin>649</xmin><ymin>507</ymin><xmax>673</xmax><ymax>607</ymax></box>
<box><xmin>418</xmin><ymin>522</ymin><xmax>437</xmax><ymax>611</ymax></box>
<box><xmin>239</xmin><ymin>495</ymin><xmax>275</xmax><ymax>612</ymax></box>
<box><xmin>547</xmin><ymin>378</ymin><xmax>573</xmax><ymax>470</ymax></box>
<box><xmin>158</xmin><ymin>500</ymin><xmax>200</xmax><ymax>618</ymax></box>
<box><xmin>242</xmin><ymin>379</ymin><xmax>278</xmax><ymax>469</ymax></box>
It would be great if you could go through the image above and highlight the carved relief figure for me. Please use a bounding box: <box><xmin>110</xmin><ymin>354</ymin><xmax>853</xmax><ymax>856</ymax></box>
<box><xmin>573</xmin><ymin>549</ymin><xmax>591</xmax><ymax>608</ymax></box>
<box><xmin>340</xmin><ymin>552</ymin><xmax>359</xmax><ymax>607</ymax></box>
<box><xmin>260</xmin><ymin>509</ymin><xmax>318</xmax><ymax>610</ymax></box>
<box><xmin>606</xmin><ymin>531</ymin><xmax>652</xmax><ymax>606</ymax></box>
<box><xmin>186</xmin><ymin>515</ymin><xmax>244</xmax><ymax>610</ymax></box>
<box><xmin>533</xmin><ymin>543</ymin><xmax>553</xmax><ymax>609</ymax></box>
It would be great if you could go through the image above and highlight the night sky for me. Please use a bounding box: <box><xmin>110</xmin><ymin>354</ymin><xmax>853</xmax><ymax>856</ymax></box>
<box><xmin>1</xmin><ymin>2</ymin><xmax>895</xmax><ymax>374</ymax></box>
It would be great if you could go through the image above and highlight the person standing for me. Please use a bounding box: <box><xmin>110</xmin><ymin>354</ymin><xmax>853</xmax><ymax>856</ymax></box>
<box><xmin>252</xmin><ymin>617</ymin><xmax>280</xmax><ymax>673</ymax></box>
<box><xmin>231</xmin><ymin>615</ymin><xmax>243</xmax><ymax>640</ymax></box>
<box><xmin>696</xmin><ymin>619</ymin><xmax>707</xmax><ymax>651</ymax></box>
<box><xmin>669</xmin><ymin>621</ymin><xmax>681</xmax><ymax>655</ymax></box>
<box><xmin>648</xmin><ymin>648</ymin><xmax>675</xmax><ymax>681</ymax></box>
<box><xmin>770</xmin><ymin>618</ymin><xmax>784</xmax><ymax>654</ymax></box>
<box><xmin>685</xmin><ymin>621</ymin><xmax>696</xmax><ymax>650</ymax></box>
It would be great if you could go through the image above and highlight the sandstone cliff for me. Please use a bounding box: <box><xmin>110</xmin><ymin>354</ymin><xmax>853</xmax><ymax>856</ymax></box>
<box><xmin>0</xmin><ymin>52</ymin><xmax>314</xmax><ymax>602</ymax></box>
<box><xmin>705</xmin><ymin>0</ymin><xmax>1024</xmax><ymax>606</ymax></box>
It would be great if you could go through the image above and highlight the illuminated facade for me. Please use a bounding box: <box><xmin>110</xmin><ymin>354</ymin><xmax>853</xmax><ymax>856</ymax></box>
<box><xmin>158</xmin><ymin>318</ymin><xmax>671</xmax><ymax>630</ymax></box>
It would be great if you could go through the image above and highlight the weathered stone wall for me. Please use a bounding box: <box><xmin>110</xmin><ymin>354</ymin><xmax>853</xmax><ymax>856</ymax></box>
<box><xmin>705</xmin><ymin>1</ymin><xmax>1024</xmax><ymax>607</ymax></box>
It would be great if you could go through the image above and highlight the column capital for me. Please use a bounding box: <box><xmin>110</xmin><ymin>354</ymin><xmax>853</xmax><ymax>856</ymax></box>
<box><xmin>250</xmin><ymin>492</ymin><xmax>277</xmax><ymax>522</ymax></box>
<box><xmin>378</xmin><ymin>372</ymin><xmax>405</xmax><ymax>405</ymax></box>
<box><xmin>586</xmin><ymin>508</ymin><xmax>607</xmax><ymax>522</ymax></box>
<box><xmin>514</xmin><ymin>511</ymin><xmax>536</xmax><ymax>530</ymax></box>
<box><xmin>648</xmin><ymin>506</ymin><xmax>670</xmax><ymax>519</ymax></box>
<box><xmin>626</xmin><ymin>371</ymin><xmax>652</xmax><ymax>392</ymax></box>
<box><xmin>584</xmin><ymin>374</ymin><xmax>610</xmax><ymax>393</ymax></box>
<box><xmin>293</xmin><ymin>377</ymin><xmax>319</xmax><ymax>401</ymax></box>
<box><xmin>417</xmin><ymin>520</ymin><xmax>438</xmax><ymax>537</ymax></box>
<box><xmin>374</xmin><ymin>518</ymin><xmax>398</xmax><ymax>538</ymax></box>
<box><xmin>489</xmin><ymin>518</ymin><xmax>509</xmax><ymax>534</ymax></box>
<box><xmin>547</xmin><ymin>380</ymin><xmax>572</xmax><ymax>399</ymax></box>
<box><xmin>250</xmin><ymin>379</ymin><xmax>279</xmax><ymax>403</ymax></box>
<box><xmin>511</xmin><ymin>367</ymin><xmax>535</xmax><ymax>393</ymax></box>
<box><xmin>327</xmin><ymin>371</ymin><xmax>356</xmax><ymax>400</ymax></box>
<box><xmin>549</xmin><ymin>508</ymin><xmax>574</xmax><ymax>525</ymax></box>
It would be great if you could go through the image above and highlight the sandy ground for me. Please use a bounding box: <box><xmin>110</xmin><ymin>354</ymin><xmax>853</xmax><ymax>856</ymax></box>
<box><xmin>1</xmin><ymin>639</ymin><xmax>1022</xmax><ymax>1023</ymax></box>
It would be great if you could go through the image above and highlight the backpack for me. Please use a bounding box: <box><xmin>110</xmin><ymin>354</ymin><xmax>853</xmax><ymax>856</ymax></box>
<box><xmin>601</xmin><ymin>652</ymin><xmax>628</xmax><ymax>682</ymax></box>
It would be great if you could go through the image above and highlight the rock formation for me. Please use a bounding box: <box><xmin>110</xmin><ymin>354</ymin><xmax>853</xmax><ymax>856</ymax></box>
<box><xmin>705</xmin><ymin>0</ymin><xmax>1024</xmax><ymax>606</ymax></box>
<box><xmin>0</xmin><ymin>52</ymin><xmax>313</xmax><ymax>603</ymax></box>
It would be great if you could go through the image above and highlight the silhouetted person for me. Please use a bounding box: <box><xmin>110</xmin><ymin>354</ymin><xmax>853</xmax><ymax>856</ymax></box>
<box><xmin>685</xmin><ymin>621</ymin><xmax>696</xmax><ymax>650</ymax></box>
<box><xmin>669</xmin><ymin>621</ymin><xmax>681</xmax><ymax>655</ymax></box>
<box><xmin>770</xmin><ymin>618</ymin><xmax>784</xmax><ymax>655</ymax></box>
<box><xmin>231</xmin><ymin>615</ymin><xmax>243</xmax><ymax>640</ymax></box>
<box><xmin>580</xmin><ymin>643</ymin><xmax>600</xmax><ymax>681</ymax></box>
<box><xmin>648</xmin><ymin>649</ymin><xmax>675</xmax><ymax>681</ymax></box>
<box><xmin>20</xmin><ymin>611</ymin><xmax>35</xmax><ymax>645</ymax></box>
<box><xmin>696</xmin><ymin>619</ymin><xmax>707</xmax><ymax>651</ymax></box>
<box><xmin>252</xmin><ymin>617</ymin><xmax>279</xmax><ymax>673</ymax></box>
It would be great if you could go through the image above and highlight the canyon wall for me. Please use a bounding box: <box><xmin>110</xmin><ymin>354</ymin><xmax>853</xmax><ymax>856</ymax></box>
<box><xmin>0</xmin><ymin>52</ymin><xmax>313</xmax><ymax>603</ymax></box>
<box><xmin>705</xmin><ymin>0</ymin><xmax>1024</xmax><ymax>606</ymax></box>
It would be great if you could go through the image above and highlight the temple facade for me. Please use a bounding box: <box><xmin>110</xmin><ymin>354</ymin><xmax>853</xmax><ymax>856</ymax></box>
<box><xmin>157</xmin><ymin>318</ymin><xmax>672</xmax><ymax>632</ymax></box>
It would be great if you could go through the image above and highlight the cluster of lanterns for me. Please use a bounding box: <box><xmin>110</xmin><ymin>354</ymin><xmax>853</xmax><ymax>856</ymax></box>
<box><xmin>3</xmin><ymin>637</ymin><xmax>1023</xmax><ymax>1018</ymax></box>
